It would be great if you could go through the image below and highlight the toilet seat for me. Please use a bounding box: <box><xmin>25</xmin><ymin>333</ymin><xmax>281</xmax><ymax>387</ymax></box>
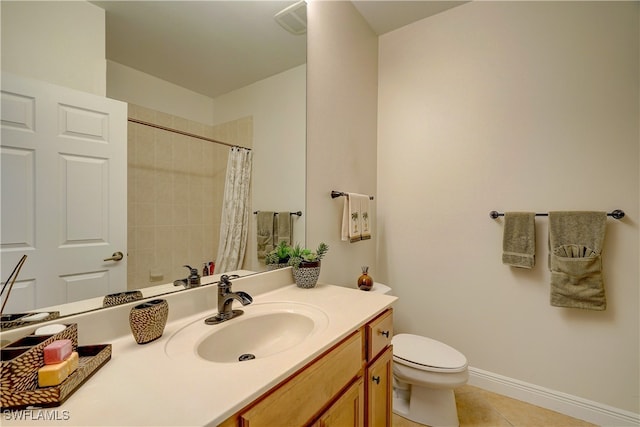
<box><xmin>392</xmin><ymin>333</ymin><xmax>467</xmax><ymax>373</ymax></box>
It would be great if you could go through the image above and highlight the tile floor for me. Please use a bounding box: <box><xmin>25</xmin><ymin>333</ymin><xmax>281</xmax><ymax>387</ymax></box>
<box><xmin>392</xmin><ymin>385</ymin><xmax>597</xmax><ymax>427</ymax></box>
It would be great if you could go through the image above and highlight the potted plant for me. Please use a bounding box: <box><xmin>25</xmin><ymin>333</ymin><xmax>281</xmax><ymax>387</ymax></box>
<box><xmin>288</xmin><ymin>242</ymin><xmax>329</xmax><ymax>288</ymax></box>
<box><xmin>264</xmin><ymin>241</ymin><xmax>292</xmax><ymax>270</ymax></box>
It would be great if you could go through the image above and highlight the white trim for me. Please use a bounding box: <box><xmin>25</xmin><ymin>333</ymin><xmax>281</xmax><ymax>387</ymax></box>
<box><xmin>468</xmin><ymin>367</ymin><xmax>640</xmax><ymax>427</ymax></box>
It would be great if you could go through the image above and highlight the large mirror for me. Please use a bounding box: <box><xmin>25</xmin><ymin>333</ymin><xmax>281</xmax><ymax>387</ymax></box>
<box><xmin>0</xmin><ymin>0</ymin><xmax>306</xmax><ymax>326</ymax></box>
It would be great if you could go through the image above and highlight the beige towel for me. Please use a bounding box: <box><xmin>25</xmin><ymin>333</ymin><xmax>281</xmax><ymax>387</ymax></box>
<box><xmin>359</xmin><ymin>195</ymin><xmax>372</xmax><ymax>240</ymax></box>
<box><xmin>276</xmin><ymin>212</ymin><xmax>292</xmax><ymax>245</ymax></box>
<box><xmin>548</xmin><ymin>211</ymin><xmax>607</xmax><ymax>311</ymax></box>
<box><xmin>257</xmin><ymin>211</ymin><xmax>275</xmax><ymax>261</ymax></box>
<box><xmin>502</xmin><ymin>212</ymin><xmax>536</xmax><ymax>268</ymax></box>
<box><xmin>341</xmin><ymin>193</ymin><xmax>369</xmax><ymax>243</ymax></box>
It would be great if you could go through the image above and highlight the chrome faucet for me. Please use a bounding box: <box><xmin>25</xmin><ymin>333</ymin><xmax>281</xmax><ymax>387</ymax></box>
<box><xmin>205</xmin><ymin>274</ymin><xmax>253</xmax><ymax>325</ymax></box>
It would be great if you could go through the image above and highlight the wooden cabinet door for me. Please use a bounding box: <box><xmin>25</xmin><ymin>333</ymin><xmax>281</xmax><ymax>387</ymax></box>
<box><xmin>366</xmin><ymin>346</ymin><xmax>393</xmax><ymax>427</ymax></box>
<box><xmin>313</xmin><ymin>378</ymin><xmax>364</xmax><ymax>427</ymax></box>
<box><xmin>238</xmin><ymin>331</ymin><xmax>363</xmax><ymax>427</ymax></box>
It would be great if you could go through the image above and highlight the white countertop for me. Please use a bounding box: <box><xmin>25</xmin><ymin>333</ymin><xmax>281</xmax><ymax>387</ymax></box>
<box><xmin>2</xmin><ymin>279</ymin><xmax>396</xmax><ymax>427</ymax></box>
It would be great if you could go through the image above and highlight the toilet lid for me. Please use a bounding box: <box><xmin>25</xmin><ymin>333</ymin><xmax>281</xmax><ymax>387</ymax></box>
<box><xmin>392</xmin><ymin>333</ymin><xmax>467</xmax><ymax>372</ymax></box>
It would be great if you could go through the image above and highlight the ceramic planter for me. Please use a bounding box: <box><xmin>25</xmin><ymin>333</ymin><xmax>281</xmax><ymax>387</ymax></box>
<box><xmin>292</xmin><ymin>261</ymin><xmax>321</xmax><ymax>288</ymax></box>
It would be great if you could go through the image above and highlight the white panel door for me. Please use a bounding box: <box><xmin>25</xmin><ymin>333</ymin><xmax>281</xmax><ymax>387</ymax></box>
<box><xmin>1</xmin><ymin>73</ymin><xmax>127</xmax><ymax>312</ymax></box>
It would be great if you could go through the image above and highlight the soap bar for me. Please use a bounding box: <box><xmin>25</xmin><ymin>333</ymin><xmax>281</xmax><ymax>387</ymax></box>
<box><xmin>34</xmin><ymin>324</ymin><xmax>67</xmax><ymax>335</ymax></box>
<box><xmin>21</xmin><ymin>312</ymin><xmax>50</xmax><ymax>322</ymax></box>
<box><xmin>38</xmin><ymin>351</ymin><xmax>79</xmax><ymax>387</ymax></box>
<box><xmin>43</xmin><ymin>339</ymin><xmax>73</xmax><ymax>365</ymax></box>
<box><xmin>66</xmin><ymin>351</ymin><xmax>79</xmax><ymax>375</ymax></box>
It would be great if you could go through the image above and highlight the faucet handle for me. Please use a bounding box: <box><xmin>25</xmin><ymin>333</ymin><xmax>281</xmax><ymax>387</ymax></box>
<box><xmin>183</xmin><ymin>265</ymin><xmax>199</xmax><ymax>276</ymax></box>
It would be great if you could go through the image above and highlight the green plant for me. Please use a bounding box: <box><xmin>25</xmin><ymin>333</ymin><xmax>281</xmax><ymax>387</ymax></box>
<box><xmin>288</xmin><ymin>242</ymin><xmax>329</xmax><ymax>269</ymax></box>
<box><xmin>265</xmin><ymin>241</ymin><xmax>292</xmax><ymax>265</ymax></box>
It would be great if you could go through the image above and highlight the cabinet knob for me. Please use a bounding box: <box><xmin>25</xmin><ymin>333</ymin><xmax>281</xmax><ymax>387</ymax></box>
<box><xmin>372</xmin><ymin>376</ymin><xmax>380</xmax><ymax>385</ymax></box>
<box><xmin>379</xmin><ymin>330</ymin><xmax>389</xmax><ymax>338</ymax></box>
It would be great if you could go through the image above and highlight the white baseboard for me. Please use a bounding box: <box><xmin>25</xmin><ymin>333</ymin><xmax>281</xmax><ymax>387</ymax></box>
<box><xmin>468</xmin><ymin>367</ymin><xmax>640</xmax><ymax>427</ymax></box>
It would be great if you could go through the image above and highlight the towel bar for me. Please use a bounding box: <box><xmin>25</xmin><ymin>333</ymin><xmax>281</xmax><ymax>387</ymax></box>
<box><xmin>331</xmin><ymin>191</ymin><xmax>374</xmax><ymax>200</ymax></box>
<box><xmin>489</xmin><ymin>210</ymin><xmax>625</xmax><ymax>220</ymax></box>
<box><xmin>253</xmin><ymin>211</ymin><xmax>302</xmax><ymax>216</ymax></box>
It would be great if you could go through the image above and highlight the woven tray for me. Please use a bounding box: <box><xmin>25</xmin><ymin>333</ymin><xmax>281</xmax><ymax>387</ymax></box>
<box><xmin>1</xmin><ymin>344</ymin><xmax>111</xmax><ymax>409</ymax></box>
<box><xmin>0</xmin><ymin>312</ymin><xmax>61</xmax><ymax>331</ymax></box>
<box><xmin>1</xmin><ymin>324</ymin><xmax>78</xmax><ymax>392</ymax></box>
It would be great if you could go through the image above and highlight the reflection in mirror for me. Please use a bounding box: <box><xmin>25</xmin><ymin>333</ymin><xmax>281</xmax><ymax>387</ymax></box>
<box><xmin>0</xmin><ymin>0</ymin><xmax>306</xmax><ymax>328</ymax></box>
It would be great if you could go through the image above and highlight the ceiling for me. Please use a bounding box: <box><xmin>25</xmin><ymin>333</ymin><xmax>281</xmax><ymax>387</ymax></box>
<box><xmin>92</xmin><ymin>1</ymin><xmax>466</xmax><ymax>99</ymax></box>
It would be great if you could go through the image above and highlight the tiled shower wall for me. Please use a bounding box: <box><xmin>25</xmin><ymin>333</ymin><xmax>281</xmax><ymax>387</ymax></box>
<box><xmin>127</xmin><ymin>104</ymin><xmax>252</xmax><ymax>289</ymax></box>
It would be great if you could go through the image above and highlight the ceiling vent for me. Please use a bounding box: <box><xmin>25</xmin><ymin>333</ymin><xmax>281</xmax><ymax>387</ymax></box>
<box><xmin>274</xmin><ymin>0</ymin><xmax>307</xmax><ymax>35</ymax></box>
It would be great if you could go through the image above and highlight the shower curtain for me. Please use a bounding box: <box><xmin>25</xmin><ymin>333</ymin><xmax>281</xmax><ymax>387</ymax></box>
<box><xmin>216</xmin><ymin>147</ymin><xmax>253</xmax><ymax>273</ymax></box>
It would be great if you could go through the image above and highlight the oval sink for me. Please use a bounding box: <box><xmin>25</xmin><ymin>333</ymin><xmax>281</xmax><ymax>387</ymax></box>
<box><xmin>165</xmin><ymin>302</ymin><xmax>329</xmax><ymax>363</ymax></box>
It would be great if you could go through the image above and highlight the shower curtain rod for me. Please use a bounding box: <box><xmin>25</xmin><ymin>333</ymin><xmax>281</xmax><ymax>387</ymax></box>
<box><xmin>128</xmin><ymin>118</ymin><xmax>251</xmax><ymax>150</ymax></box>
<box><xmin>489</xmin><ymin>210</ymin><xmax>625</xmax><ymax>219</ymax></box>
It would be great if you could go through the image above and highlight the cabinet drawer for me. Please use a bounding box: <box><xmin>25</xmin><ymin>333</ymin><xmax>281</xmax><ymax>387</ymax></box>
<box><xmin>366</xmin><ymin>309</ymin><xmax>393</xmax><ymax>361</ymax></box>
<box><xmin>238</xmin><ymin>331</ymin><xmax>363</xmax><ymax>427</ymax></box>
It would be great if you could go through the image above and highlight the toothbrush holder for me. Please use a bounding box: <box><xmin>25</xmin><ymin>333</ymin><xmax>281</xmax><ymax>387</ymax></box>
<box><xmin>129</xmin><ymin>299</ymin><xmax>169</xmax><ymax>344</ymax></box>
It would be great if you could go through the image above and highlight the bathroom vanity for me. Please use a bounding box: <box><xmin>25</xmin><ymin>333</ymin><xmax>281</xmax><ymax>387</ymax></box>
<box><xmin>0</xmin><ymin>268</ymin><xmax>397</xmax><ymax>426</ymax></box>
<box><xmin>219</xmin><ymin>308</ymin><xmax>394</xmax><ymax>426</ymax></box>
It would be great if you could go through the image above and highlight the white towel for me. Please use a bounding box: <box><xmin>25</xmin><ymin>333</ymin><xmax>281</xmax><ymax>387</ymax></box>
<box><xmin>341</xmin><ymin>193</ymin><xmax>370</xmax><ymax>243</ymax></box>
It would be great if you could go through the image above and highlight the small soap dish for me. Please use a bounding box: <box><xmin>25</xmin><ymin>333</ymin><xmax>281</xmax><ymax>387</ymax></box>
<box><xmin>1</xmin><ymin>345</ymin><xmax>111</xmax><ymax>409</ymax></box>
<box><xmin>0</xmin><ymin>323</ymin><xmax>112</xmax><ymax>410</ymax></box>
<box><xmin>0</xmin><ymin>324</ymin><xmax>78</xmax><ymax>393</ymax></box>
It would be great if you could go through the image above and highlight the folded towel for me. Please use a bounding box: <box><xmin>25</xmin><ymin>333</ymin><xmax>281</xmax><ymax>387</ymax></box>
<box><xmin>548</xmin><ymin>211</ymin><xmax>607</xmax><ymax>310</ymax></box>
<box><xmin>276</xmin><ymin>212</ymin><xmax>293</xmax><ymax>245</ymax></box>
<box><xmin>502</xmin><ymin>212</ymin><xmax>536</xmax><ymax>268</ymax></box>
<box><xmin>257</xmin><ymin>211</ymin><xmax>275</xmax><ymax>261</ymax></box>
<box><xmin>341</xmin><ymin>193</ymin><xmax>369</xmax><ymax>243</ymax></box>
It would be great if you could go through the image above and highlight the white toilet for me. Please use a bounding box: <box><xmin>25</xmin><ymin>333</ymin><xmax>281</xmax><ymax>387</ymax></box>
<box><xmin>369</xmin><ymin>283</ymin><xmax>469</xmax><ymax>427</ymax></box>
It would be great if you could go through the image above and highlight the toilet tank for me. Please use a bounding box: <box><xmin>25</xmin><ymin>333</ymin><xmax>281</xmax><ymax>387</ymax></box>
<box><xmin>369</xmin><ymin>282</ymin><xmax>392</xmax><ymax>295</ymax></box>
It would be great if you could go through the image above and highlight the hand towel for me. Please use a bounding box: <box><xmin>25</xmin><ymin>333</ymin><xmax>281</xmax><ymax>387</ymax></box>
<box><xmin>276</xmin><ymin>212</ymin><xmax>293</xmax><ymax>245</ymax></box>
<box><xmin>257</xmin><ymin>211</ymin><xmax>275</xmax><ymax>261</ymax></box>
<box><xmin>341</xmin><ymin>193</ymin><xmax>368</xmax><ymax>243</ymax></box>
<box><xmin>502</xmin><ymin>212</ymin><xmax>536</xmax><ymax>268</ymax></box>
<box><xmin>548</xmin><ymin>211</ymin><xmax>607</xmax><ymax>310</ymax></box>
<box><xmin>359</xmin><ymin>195</ymin><xmax>372</xmax><ymax>241</ymax></box>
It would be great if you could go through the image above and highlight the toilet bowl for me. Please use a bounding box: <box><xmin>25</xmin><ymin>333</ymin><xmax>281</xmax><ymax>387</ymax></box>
<box><xmin>368</xmin><ymin>283</ymin><xmax>468</xmax><ymax>427</ymax></box>
<box><xmin>392</xmin><ymin>333</ymin><xmax>468</xmax><ymax>427</ymax></box>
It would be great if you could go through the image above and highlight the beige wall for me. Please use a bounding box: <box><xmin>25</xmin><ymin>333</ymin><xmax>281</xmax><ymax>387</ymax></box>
<box><xmin>377</xmin><ymin>1</ymin><xmax>639</xmax><ymax>414</ymax></box>
<box><xmin>306</xmin><ymin>0</ymin><xmax>379</xmax><ymax>287</ymax></box>
<box><xmin>1</xmin><ymin>1</ymin><xmax>106</xmax><ymax>96</ymax></box>
<box><xmin>107</xmin><ymin>60</ymin><xmax>215</xmax><ymax>125</ymax></box>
